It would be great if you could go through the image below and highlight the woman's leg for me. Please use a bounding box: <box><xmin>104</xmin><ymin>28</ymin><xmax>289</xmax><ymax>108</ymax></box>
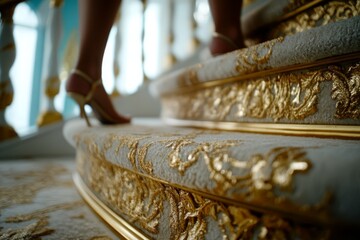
<box><xmin>208</xmin><ymin>0</ymin><xmax>245</xmax><ymax>55</ymax></box>
<box><xmin>66</xmin><ymin>0</ymin><xmax>130</xmax><ymax>124</ymax></box>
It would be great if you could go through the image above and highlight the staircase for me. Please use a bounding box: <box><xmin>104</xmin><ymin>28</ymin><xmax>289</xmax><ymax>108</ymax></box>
<box><xmin>65</xmin><ymin>1</ymin><xmax>360</xmax><ymax>239</ymax></box>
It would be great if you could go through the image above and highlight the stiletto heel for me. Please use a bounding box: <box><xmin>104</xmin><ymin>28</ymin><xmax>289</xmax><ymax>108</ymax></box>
<box><xmin>67</xmin><ymin>69</ymin><xmax>130</xmax><ymax>126</ymax></box>
<box><xmin>68</xmin><ymin>92</ymin><xmax>92</xmax><ymax>127</ymax></box>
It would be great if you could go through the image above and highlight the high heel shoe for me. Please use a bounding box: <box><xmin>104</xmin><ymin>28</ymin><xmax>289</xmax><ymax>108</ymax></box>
<box><xmin>67</xmin><ymin>69</ymin><xmax>130</xmax><ymax>127</ymax></box>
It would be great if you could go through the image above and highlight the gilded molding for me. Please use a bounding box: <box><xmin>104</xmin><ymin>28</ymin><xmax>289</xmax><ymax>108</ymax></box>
<box><xmin>331</xmin><ymin>64</ymin><xmax>360</xmax><ymax>119</ymax></box>
<box><xmin>163</xmin><ymin>135</ymin><xmax>312</xmax><ymax>195</ymax></box>
<box><xmin>162</xmin><ymin>61</ymin><xmax>360</xmax><ymax>122</ymax></box>
<box><xmin>236</xmin><ymin>37</ymin><xmax>284</xmax><ymax>74</ymax></box>
<box><xmin>270</xmin><ymin>0</ymin><xmax>360</xmax><ymax>39</ymax></box>
<box><xmin>283</xmin><ymin>0</ymin><xmax>321</xmax><ymax>13</ymax></box>
<box><xmin>77</xmin><ymin>150</ymin><xmax>330</xmax><ymax>239</ymax></box>
<box><xmin>75</xmin><ymin>130</ymin><xmax>331</xmax><ymax>228</ymax></box>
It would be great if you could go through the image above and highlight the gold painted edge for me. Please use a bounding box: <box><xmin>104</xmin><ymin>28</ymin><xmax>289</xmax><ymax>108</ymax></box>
<box><xmin>280</xmin><ymin>0</ymin><xmax>326</xmax><ymax>22</ymax></box>
<box><xmin>73</xmin><ymin>173</ymin><xmax>150</xmax><ymax>240</ymax></box>
<box><xmin>76</xmin><ymin>153</ymin><xmax>340</xmax><ymax>226</ymax></box>
<box><xmin>161</xmin><ymin>52</ymin><xmax>360</xmax><ymax>96</ymax></box>
<box><xmin>164</xmin><ymin>118</ymin><xmax>360</xmax><ymax>139</ymax></box>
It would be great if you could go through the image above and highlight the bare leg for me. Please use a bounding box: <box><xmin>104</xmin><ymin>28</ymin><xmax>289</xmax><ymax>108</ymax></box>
<box><xmin>208</xmin><ymin>0</ymin><xmax>245</xmax><ymax>55</ymax></box>
<box><xmin>66</xmin><ymin>0</ymin><xmax>130</xmax><ymax>124</ymax></box>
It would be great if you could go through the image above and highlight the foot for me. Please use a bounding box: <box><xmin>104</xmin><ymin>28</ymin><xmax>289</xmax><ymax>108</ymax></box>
<box><xmin>66</xmin><ymin>72</ymin><xmax>131</xmax><ymax>125</ymax></box>
<box><xmin>209</xmin><ymin>32</ymin><xmax>245</xmax><ymax>56</ymax></box>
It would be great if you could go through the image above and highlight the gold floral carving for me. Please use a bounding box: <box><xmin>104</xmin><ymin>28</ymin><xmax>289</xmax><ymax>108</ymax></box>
<box><xmin>82</xmin><ymin>145</ymin><xmax>164</xmax><ymax>234</ymax></box>
<box><xmin>176</xmin><ymin>37</ymin><xmax>284</xmax><ymax>89</ymax></box>
<box><xmin>162</xmin><ymin>61</ymin><xmax>360</xmax><ymax>121</ymax></box>
<box><xmin>331</xmin><ymin>64</ymin><xmax>360</xmax><ymax>119</ymax></box>
<box><xmin>162</xmin><ymin>136</ymin><xmax>312</xmax><ymax>198</ymax></box>
<box><xmin>74</xmin><ymin>128</ymin><xmax>332</xmax><ymax>239</ymax></box>
<box><xmin>236</xmin><ymin>37</ymin><xmax>284</xmax><ymax>74</ymax></box>
<box><xmin>283</xmin><ymin>0</ymin><xmax>317</xmax><ymax>13</ymax></box>
<box><xmin>79</xmin><ymin>135</ymin><xmax>162</xmax><ymax>233</ymax></box>
<box><xmin>270</xmin><ymin>0</ymin><xmax>360</xmax><ymax>38</ymax></box>
<box><xmin>79</xmin><ymin>149</ymin><xmax>329</xmax><ymax>239</ymax></box>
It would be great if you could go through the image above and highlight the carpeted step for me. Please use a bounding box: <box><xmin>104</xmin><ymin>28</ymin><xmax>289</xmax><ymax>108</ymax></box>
<box><xmin>150</xmin><ymin>16</ymin><xmax>360</xmax><ymax>138</ymax></box>
<box><xmin>65</xmin><ymin>118</ymin><xmax>360</xmax><ymax>239</ymax></box>
<box><xmin>241</xmin><ymin>0</ymin><xmax>360</xmax><ymax>43</ymax></box>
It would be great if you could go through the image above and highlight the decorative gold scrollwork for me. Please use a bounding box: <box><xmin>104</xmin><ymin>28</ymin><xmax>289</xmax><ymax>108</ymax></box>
<box><xmin>74</xmin><ymin>127</ymin><xmax>332</xmax><ymax>239</ymax></box>
<box><xmin>270</xmin><ymin>0</ymin><xmax>360</xmax><ymax>38</ymax></box>
<box><xmin>331</xmin><ymin>63</ymin><xmax>360</xmax><ymax>119</ymax></box>
<box><xmin>162</xmin><ymin>61</ymin><xmax>360</xmax><ymax>122</ymax></box>
<box><xmin>236</xmin><ymin>37</ymin><xmax>284</xmax><ymax>74</ymax></box>
<box><xmin>78</xmin><ymin>147</ymin><xmax>329</xmax><ymax>239</ymax></box>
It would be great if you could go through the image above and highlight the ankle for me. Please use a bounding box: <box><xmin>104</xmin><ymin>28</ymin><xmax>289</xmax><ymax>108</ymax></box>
<box><xmin>210</xmin><ymin>33</ymin><xmax>244</xmax><ymax>55</ymax></box>
<box><xmin>73</xmin><ymin>63</ymin><xmax>102</xmax><ymax>82</ymax></box>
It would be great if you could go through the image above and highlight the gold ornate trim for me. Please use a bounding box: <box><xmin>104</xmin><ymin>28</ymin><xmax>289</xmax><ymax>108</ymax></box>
<box><xmin>163</xmin><ymin>52</ymin><xmax>360</xmax><ymax>95</ymax></box>
<box><xmin>164</xmin><ymin>118</ymin><xmax>360</xmax><ymax>138</ymax></box>
<box><xmin>75</xmin><ymin>132</ymin><xmax>336</xmax><ymax>227</ymax></box>
<box><xmin>269</xmin><ymin>0</ymin><xmax>360</xmax><ymax>39</ymax></box>
<box><xmin>161</xmin><ymin>60</ymin><xmax>360</xmax><ymax>123</ymax></box>
<box><xmin>73</xmin><ymin>173</ymin><xmax>150</xmax><ymax>240</ymax></box>
<box><xmin>76</xmin><ymin>154</ymin><xmax>331</xmax><ymax>238</ymax></box>
<box><xmin>281</xmin><ymin>0</ymin><xmax>325</xmax><ymax>21</ymax></box>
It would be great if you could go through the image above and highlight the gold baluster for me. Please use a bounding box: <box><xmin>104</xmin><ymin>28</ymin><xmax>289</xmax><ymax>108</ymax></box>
<box><xmin>0</xmin><ymin>2</ymin><xmax>20</xmax><ymax>141</ymax></box>
<box><xmin>111</xmin><ymin>8</ymin><xmax>122</xmax><ymax>97</ymax></box>
<box><xmin>37</xmin><ymin>0</ymin><xmax>64</xmax><ymax>127</ymax></box>
<box><xmin>140</xmin><ymin>0</ymin><xmax>149</xmax><ymax>83</ymax></box>
<box><xmin>190</xmin><ymin>0</ymin><xmax>200</xmax><ymax>50</ymax></box>
<box><xmin>167</xmin><ymin>0</ymin><xmax>177</xmax><ymax>67</ymax></box>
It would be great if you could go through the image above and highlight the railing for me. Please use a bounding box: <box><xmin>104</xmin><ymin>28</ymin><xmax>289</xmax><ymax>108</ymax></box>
<box><xmin>0</xmin><ymin>0</ymin><xmax>212</xmax><ymax>141</ymax></box>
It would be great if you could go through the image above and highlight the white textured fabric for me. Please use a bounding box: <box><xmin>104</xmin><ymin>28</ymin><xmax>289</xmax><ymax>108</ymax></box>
<box><xmin>150</xmin><ymin>17</ymin><xmax>360</xmax><ymax>96</ymax></box>
<box><xmin>65</xmin><ymin>118</ymin><xmax>360</xmax><ymax>226</ymax></box>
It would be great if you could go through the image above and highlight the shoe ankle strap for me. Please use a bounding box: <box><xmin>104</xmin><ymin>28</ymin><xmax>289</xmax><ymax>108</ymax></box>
<box><xmin>212</xmin><ymin>32</ymin><xmax>240</xmax><ymax>49</ymax></box>
<box><xmin>72</xmin><ymin>69</ymin><xmax>101</xmax><ymax>86</ymax></box>
<box><xmin>71</xmin><ymin>69</ymin><xmax>102</xmax><ymax>103</ymax></box>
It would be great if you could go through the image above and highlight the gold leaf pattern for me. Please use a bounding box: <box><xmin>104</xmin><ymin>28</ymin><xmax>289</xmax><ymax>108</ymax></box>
<box><xmin>162</xmin><ymin>61</ymin><xmax>360</xmax><ymax>122</ymax></box>
<box><xmin>331</xmin><ymin>63</ymin><xmax>360</xmax><ymax>118</ymax></box>
<box><xmin>283</xmin><ymin>0</ymin><xmax>316</xmax><ymax>13</ymax></box>
<box><xmin>270</xmin><ymin>0</ymin><xmax>360</xmax><ymax>39</ymax></box>
<box><xmin>74</xmin><ymin>126</ymin><xmax>336</xmax><ymax>239</ymax></box>
<box><xmin>78</xmin><ymin>149</ymin><xmax>329</xmax><ymax>239</ymax></box>
<box><xmin>236</xmin><ymin>37</ymin><xmax>284</xmax><ymax>74</ymax></box>
<box><xmin>83</xmin><ymin>151</ymin><xmax>164</xmax><ymax>234</ymax></box>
